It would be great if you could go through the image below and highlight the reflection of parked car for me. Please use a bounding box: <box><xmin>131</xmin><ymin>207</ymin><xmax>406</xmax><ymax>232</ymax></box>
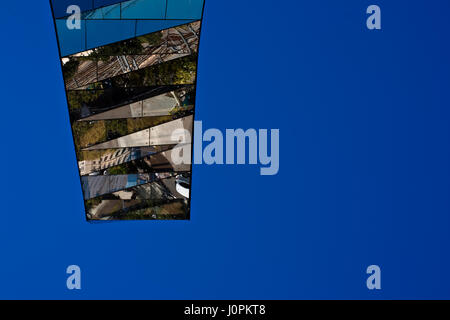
<box><xmin>175</xmin><ymin>175</ymin><xmax>190</xmax><ymax>198</ymax></box>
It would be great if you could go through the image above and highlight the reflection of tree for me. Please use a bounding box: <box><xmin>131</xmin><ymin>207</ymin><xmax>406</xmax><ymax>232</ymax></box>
<box><xmin>138</xmin><ymin>32</ymin><xmax>163</xmax><ymax>49</ymax></box>
<box><xmin>62</xmin><ymin>59</ymin><xmax>80</xmax><ymax>80</ymax></box>
<box><xmin>169</xmin><ymin>105</ymin><xmax>194</xmax><ymax>119</ymax></box>
<box><xmin>107</xmin><ymin>166</ymin><xmax>128</xmax><ymax>175</ymax></box>
<box><xmin>90</xmin><ymin>38</ymin><xmax>143</xmax><ymax>58</ymax></box>
<box><xmin>68</xmin><ymin>90</ymin><xmax>103</xmax><ymax>112</ymax></box>
<box><xmin>108</xmin><ymin>200</ymin><xmax>188</xmax><ymax>220</ymax></box>
<box><xmin>87</xmin><ymin>31</ymin><xmax>164</xmax><ymax>58</ymax></box>
<box><xmin>111</xmin><ymin>55</ymin><xmax>198</xmax><ymax>88</ymax></box>
<box><xmin>62</xmin><ymin>23</ymin><xmax>195</xmax><ymax>87</ymax></box>
<box><xmin>72</xmin><ymin>116</ymin><xmax>174</xmax><ymax>155</ymax></box>
<box><xmin>69</xmin><ymin>86</ymin><xmax>189</xmax><ymax>122</ymax></box>
<box><xmin>127</xmin><ymin>116</ymin><xmax>172</xmax><ymax>132</ymax></box>
<box><xmin>80</xmin><ymin>149</ymin><xmax>115</xmax><ymax>162</ymax></box>
<box><xmin>106</xmin><ymin>160</ymin><xmax>142</xmax><ymax>175</ymax></box>
<box><xmin>105</xmin><ymin>119</ymin><xmax>128</xmax><ymax>140</ymax></box>
<box><xmin>85</xmin><ymin>198</ymin><xmax>102</xmax><ymax>211</ymax></box>
<box><xmin>72</xmin><ymin>121</ymin><xmax>106</xmax><ymax>158</ymax></box>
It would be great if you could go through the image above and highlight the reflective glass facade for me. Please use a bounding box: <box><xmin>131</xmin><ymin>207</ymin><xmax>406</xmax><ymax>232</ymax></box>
<box><xmin>50</xmin><ymin>0</ymin><xmax>205</xmax><ymax>220</ymax></box>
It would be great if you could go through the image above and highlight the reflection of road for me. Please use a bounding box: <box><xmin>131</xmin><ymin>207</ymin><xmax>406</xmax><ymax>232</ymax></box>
<box><xmin>91</xmin><ymin>200</ymin><xmax>122</xmax><ymax>219</ymax></box>
<box><xmin>162</xmin><ymin>177</ymin><xmax>177</xmax><ymax>198</ymax></box>
<box><xmin>161</xmin><ymin>177</ymin><xmax>188</xmax><ymax>200</ymax></box>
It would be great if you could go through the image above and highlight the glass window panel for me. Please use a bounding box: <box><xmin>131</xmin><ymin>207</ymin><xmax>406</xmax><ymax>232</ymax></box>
<box><xmin>86</xmin><ymin>199</ymin><xmax>188</xmax><ymax>220</ymax></box>
<box><xmin>82</xmin><ymin>174</ymin><xmax>156</xmax><ymax>199</ymax></box>
<box><xmin>63</xmin><ymin>57</ymin><xmax>98</xmax><ymax>90</ymax></box>
<box><xmin>56</xmin><ymin>19</ymin><xmax>86</xmax><ymax>57</ymax></box>
<box><xmin>52</xmin><ymin>0</ymin><xmax>93</xmax><ymax>18</ymax></box>
<box><xmin>67</xmin><ymin>86</ymin><xmax>188</xmax><ymax>121</ymax></box>
<box><xmin>121</xmin><ymin>0</ymin><xmax>166</xmax><ymax>19</ymax></box>
<box><xmin>102</xmin><ymin>3</ymin><xmax>121</xmax><ymax>18</ymax></box>
<box><xmin>82</xmin><ymin>145</ymin><xmax>191</xmax><ymax>175</ymax></box>
<box><xmin>93</xmin><ymin>0</ymin><xmax>124</xmax><ymax>9</ymax></box>
<box><xmin>83</xmin><ymin>7</ymin><xmax>104</xmax><ymax>19</ymax></box>
<box><xmin>166</xmin><ymin>0</ymin><xmax>204</xmax><ymax>20</ymax></box>
<box><xmin>73</xmin><ymin>55</ymin><xmax>198</xmax><ymax>90</ymax></box>
<box><xmin>86</xmin><ymin>20</ymin><xmax>136</xmax><ymax>50</ymax></box>
<box><xmin>135</xmin><ymin>19</ymin><xmax>194</xmax><ymax>37</ymax></box>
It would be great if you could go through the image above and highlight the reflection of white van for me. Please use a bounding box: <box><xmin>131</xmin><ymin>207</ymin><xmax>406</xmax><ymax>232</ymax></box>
<box><xmin>175</xmin><ymin>175</ymin><xmax>190</xmax><ymax>199</ymax></box>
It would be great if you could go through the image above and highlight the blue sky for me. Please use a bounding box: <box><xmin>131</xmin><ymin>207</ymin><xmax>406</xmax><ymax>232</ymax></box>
<box><xmin>0</xmin><ymin>0</ymin><xmax>449</xmax><ymax>299</ymax></box>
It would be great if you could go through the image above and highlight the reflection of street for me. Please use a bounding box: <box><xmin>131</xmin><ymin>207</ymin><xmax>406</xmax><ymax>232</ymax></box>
<box><xmin>89</xmin><ymin>199</ymin><xmax>143</xmax><ymax>220</ymax></box>
<box><xmin>161</xmin><ymin>177</ymin><xmax>178</xmax><ymax>199</ymax></box>
<box><xmin>90</xmin><ymin>200</ymin><xmax>122</xmax><ymax>219</ymax></box>
<box><xmin>159</xmin><ymin>175</ymin><xmax>190</xmax><ymax>200</ymax></box>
